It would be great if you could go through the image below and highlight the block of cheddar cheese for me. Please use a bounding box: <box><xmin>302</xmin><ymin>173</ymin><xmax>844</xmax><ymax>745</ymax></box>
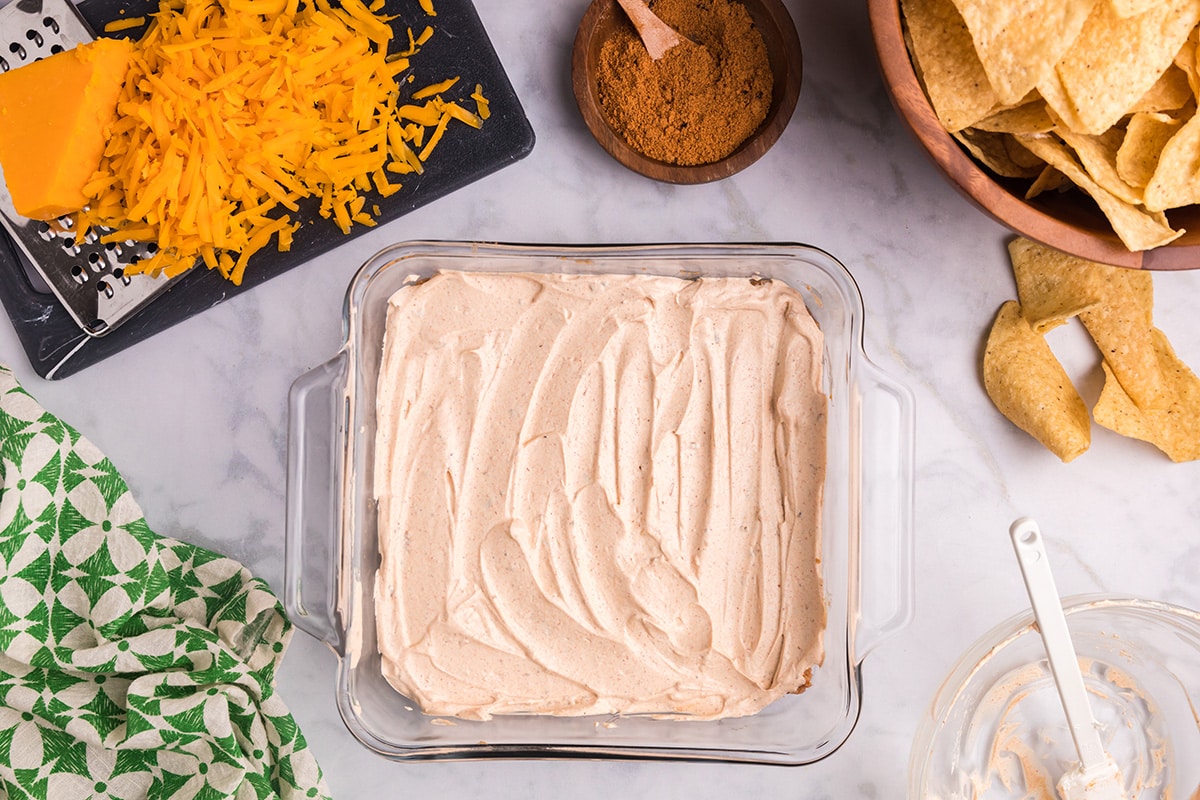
<box><xmin>0</xmin><ymin>38</ymin><xmax>132</xmax><ymax>220</ymax></box>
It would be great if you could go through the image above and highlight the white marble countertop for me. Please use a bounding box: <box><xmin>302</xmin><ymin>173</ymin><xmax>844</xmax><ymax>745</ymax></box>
<box><xmin>3</xmin><ymin>1</ymin><xmax>1200</xmax><ymax>796</ymax></box>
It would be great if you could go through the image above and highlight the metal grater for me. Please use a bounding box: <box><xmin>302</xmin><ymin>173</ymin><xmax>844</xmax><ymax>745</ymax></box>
<box><xmin>0</xmin><ymin>0</ymin><xmax>179</xmax><ymax>337</ymax></box>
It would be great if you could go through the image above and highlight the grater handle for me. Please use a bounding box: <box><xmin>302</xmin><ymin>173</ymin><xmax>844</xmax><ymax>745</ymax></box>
<box><xmin>284</xmin><ymin>351</ymin><xmax>350</xmax><ymax>652</ymax></box>
<box><xmin>852</xmin><ymin>356</ymin><xmax>916</xmax><ymax>661</ymax></box>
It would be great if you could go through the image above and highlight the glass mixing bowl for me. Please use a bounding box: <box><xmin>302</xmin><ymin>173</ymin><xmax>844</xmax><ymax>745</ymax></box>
<box><xmin>910</xmin><ymin>595</ymin><xmax>1200</xmax><ymax>798</ymax></box>
<box><xmin>285</xmin><ymin>241</ymin><xmax>914</xmax><ymax>763</ymax></box>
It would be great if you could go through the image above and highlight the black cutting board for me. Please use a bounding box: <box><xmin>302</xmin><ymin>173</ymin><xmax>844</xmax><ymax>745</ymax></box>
<box><xmin>0</xmin><ymin>0</ymin><xmax>534</xmax><ymax>379</ymax></box>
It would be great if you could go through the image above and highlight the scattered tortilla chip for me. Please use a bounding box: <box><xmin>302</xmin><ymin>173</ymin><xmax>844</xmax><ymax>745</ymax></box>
<box><xmin>1093</xmin><ymin>328</ymin><xmax>1200</xmax><ymax>461</ymax></box>
<box><xmin>901</xmin><ymin>0</ymin><xmax>998</xmax><ymax>132</ymax></box>
<box><xmin>987</xmin><ymin>236</ymin><xmax>1199</xmax><ymax>462</ymax></box>
<box><xmin>1078</xmin><ymin>274</ymin><xmax>1169</xmax><ymax>410</ymax></box>
<box><xmin>1143</xmin><ymin>108</ymin><xmax>1200</xmax><ymax>210</ymax></box>
<box><xmin>1009</xmin><ymin>237</ymin><xmax>1103</xmax><ymax>331</ymax></box>
<box><xmin>950</xmin><ymin>0</ymin><xmax>1099</xmax><ymax>105</ymax></box>
<box><xmin>984</xmin><ymin>301</ymin><xmax>1092</xmax><ymax>461</ymax></box>
<box><xmin>1117</xmin><ymin>111</ymin><xmax>1184</xmax><ymax>187</ymax></box>
<box><xmin>1008</xmin><ymin>236</ymin><xmax>1166</xmax><ymax>407</ymax></box>
<box><xmin>1049</xmin><ymin>0</ymin><xmax>1200</xmax><ymax>135</ymax></box>
<box><xmin>1018</xmin><ymin>134</ymin><xmax>1185</xmax><ymax>250</ymax></box>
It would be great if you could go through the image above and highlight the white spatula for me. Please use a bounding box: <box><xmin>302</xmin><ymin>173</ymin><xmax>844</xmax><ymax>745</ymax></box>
<box><xmin>1009</xmin><ymin>518</ymin><xmax>1128</xmax><ymax>800</ymax></box>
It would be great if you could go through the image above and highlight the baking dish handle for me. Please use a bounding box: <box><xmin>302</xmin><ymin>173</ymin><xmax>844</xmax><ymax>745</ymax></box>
<box><xmin>284</xmin><ymin>352</ymin><xmax>349</xmax><ymax>653</ymax></box>
<box><xmin>852</xmin><ymin>358</ymin><xmax>916</xmax><ymax>661</ymax></box>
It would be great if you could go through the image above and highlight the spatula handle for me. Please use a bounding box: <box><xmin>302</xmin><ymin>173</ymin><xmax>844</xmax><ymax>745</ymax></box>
<box><xmin>1009</xmin><ymin>517</ymin><xmax>1107</xmax><ymax>770</ymax></box>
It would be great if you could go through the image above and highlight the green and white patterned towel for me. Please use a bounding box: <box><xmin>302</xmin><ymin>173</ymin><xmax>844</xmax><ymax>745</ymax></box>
<box><xmin>0</xmin><ymin>366</ymin><xmax>330</xmax><ymax>800</ymax></box>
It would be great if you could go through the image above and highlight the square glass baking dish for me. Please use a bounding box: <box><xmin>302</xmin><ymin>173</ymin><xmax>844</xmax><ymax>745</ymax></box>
<box><xmin>285</xmin><ymin>241</ymin><xmax>914</xmax><ymax>764</ymax></box>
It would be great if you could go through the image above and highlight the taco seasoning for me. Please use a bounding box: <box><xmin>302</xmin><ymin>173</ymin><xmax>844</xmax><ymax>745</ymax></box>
<box><xmin>596</xmin><ymin>0</ymin><xmax>773</xmax><ymax>166</ymax></box>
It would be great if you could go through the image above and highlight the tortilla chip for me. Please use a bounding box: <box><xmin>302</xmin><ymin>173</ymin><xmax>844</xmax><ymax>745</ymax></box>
<box><xmin>1018</xmin><ymin>133</ymin><xmax>1185</xmax><ymax>250</ymax></box>
<box><xmin>1143</xmin><ymin>107</ymin><xmax>1200</xmax><ymax>210</ymax></box>
<box><xmin>1036</xmin><ymin>68</ymin><xmax>1091</xmax><ymax>132</ymax></box>
<box><xmin>951</xmin><ymin>0</ymin><xmax>1099</xmax><ymax>104</ymax></box>
<box><xmin>1057</xmin><ymin>127</ymin><xmax>1144</xmax><ymax>204</ymax></box>
<box><xmin>901</xmin><ymin>0</ymin><xmax>999</xmax><ymax>131</ymax></box>
<box><xmin>984</xmin><ymin>300</ymin><xmax>1092</xmax><ymax>461</ymax></box>
<box><xmin>1078</xmin><ymin>270</ymin><xmax>1169</xmax><ymax>409</ymax></box>
<box><xmin>1111</xmin><ymin>0</ymin><xmax>1173</xmax><ymax>15</ymax></box>
<box><xmin>1026</xmin><ymin>165</ymin><xmax>1068</xmax><ymax>198</ymax></box>
<box><xmin>1127</xmin><ymin>64</ymin><xmax>1194</xmax><ymax>113</ymax></box>
<box><xmin>1009</xmin><ymin>237</ymin><xmax>1103</xmax><ymax>331</ymax></box>
<box><xmin>1118</xmin><ymin>111</ymin><xmax>1185</xmax><ymax>187</ymax></box>
<box><xmin>974</xmin><ymin>98</ymin><xmax>1057</xmax><ymax>134</ymax></box>
<box><xmin>1093</xmin><ymin>328</ymin><xmax>1200</xmax><ymax>460</ymax></box>
<box><xmin>1005</xmin><ymin>134</ymin><xmax>1049</xmax><ymax>169</ymax></box>
<box><xmin>1049</xmin><ymin>0</ymin><xmax>1200</xmax><ymax>135</ymax></box>
<box><xmin>955</xmin><ymin>129</ymin><xmax>1045</xmax><ymax>177</ymax></box>
<box><xmin>1174</xmin><ymin>25</ymin><xmax>1200</xmax><ymax>96</ymax></box>
<box><xmin>904</xmin><ymin>0</ymin><xmax>1200</xmax><ymax>251</ymax></box>
<box><xmin>1009</xmin><ymin>236</ymin><xmax>1168</xmax><ymax>408</ymax></box>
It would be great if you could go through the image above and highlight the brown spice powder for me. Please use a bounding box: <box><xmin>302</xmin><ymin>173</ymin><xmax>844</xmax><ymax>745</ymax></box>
<box><xmin>597</xmin><ymin>0</ymin><xmax>773</xmax><ymax>166</ymax></box>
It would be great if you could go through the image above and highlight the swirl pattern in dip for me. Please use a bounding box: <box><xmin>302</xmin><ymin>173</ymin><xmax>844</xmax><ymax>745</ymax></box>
<box><xmin>373</xmin><ymin>270</ymin><xmax>827</xmax><ymax>720</ymax></box>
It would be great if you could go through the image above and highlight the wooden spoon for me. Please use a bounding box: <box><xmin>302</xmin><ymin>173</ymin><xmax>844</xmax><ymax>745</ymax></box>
<box><xmin>614</xmin><ymin>0</ymin><xmax>684</xmax><ymax>60</ymax></box>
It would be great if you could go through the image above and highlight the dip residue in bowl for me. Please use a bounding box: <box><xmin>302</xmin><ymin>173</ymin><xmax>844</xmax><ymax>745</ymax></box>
<box><xmin>961</xmin><ymin>657</ymin><xmax>1170</xmax><ymax>798</ymax></box>
<box><xmin>911</xmin><ymin>597</ymin><xmax>1200</xmax><ymax>800</ymax></box>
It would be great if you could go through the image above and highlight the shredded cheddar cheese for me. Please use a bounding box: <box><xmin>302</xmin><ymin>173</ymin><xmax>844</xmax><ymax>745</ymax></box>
<box><xmin>471</xmin><ymin>83</ymin><xmax>490</xmax><ymax>120</ymax></box>
<box><xmin>411</xmin><ymin>75</ymin><xmax>458</xmax><ymax>99</ymax></box>
<box><xmin>103</xmin><ymin>17</ymin><xmax>148</xmax><ymax>33</ymax></box>
<box><xmin>76</xmin><ymin>0</ymin><xmax>485</xmax><ymax>285</ymax></box>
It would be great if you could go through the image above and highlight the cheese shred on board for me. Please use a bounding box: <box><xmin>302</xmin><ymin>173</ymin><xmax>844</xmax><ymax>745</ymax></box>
<box><xmin>76</xmin><ymin>0</ymin><xmax>486</xmax><ymax>285</ymax></box>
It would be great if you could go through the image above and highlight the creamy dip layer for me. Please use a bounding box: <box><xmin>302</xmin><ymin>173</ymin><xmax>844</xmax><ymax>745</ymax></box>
<box><xmin>373</xmin><ymin>270</ymin><xmax>827</xmax><ymax>721</ymax></box>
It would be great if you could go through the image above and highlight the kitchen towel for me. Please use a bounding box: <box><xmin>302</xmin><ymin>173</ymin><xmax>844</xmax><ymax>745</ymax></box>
<box><xmin>0</xmin><ymin>366</ymin><xmax>330</xmax><ymax>799</ymax></box>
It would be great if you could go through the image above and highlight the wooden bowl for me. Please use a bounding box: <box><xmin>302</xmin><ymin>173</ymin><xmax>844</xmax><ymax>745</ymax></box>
<box><xmin>868</xmin><ymin>0</ymin><xmax>1200</xmax><ymax>270</ymax></box>
<box><xmin>572</xmin><ymin>0</ymin><xmax>802</xmax><ymax>184</ymax></box>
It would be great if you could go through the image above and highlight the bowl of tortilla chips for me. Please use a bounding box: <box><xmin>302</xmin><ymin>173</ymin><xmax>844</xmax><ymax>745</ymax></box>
<box><xmin>870</xmin><ymin>0</ymin><xmax>1200</xmax><ymax>269</ymax></box>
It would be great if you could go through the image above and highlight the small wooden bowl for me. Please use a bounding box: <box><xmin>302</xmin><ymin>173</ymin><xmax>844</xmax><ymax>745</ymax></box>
<box><xmin>572</xmin><ymin>0</ymin><xmax>802</xmax><ymax>184</ymax></box>
<box><xmin>868</xmin><ymin>0</ymin><xmax>1200</xmax><ymax>270</ymax></box>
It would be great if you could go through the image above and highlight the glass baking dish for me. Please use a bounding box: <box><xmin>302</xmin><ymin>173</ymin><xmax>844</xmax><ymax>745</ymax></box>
<box><xmin>284</xmin><ymin>241</ymin><xmax>914</xmax><ymax>764</ymax></box>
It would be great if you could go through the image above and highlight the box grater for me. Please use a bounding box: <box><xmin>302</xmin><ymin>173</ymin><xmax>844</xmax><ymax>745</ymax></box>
<box><xmin>0</xmin><ymin>0</ymin><xmax>179</xmax><ymax>337</ymax></box>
